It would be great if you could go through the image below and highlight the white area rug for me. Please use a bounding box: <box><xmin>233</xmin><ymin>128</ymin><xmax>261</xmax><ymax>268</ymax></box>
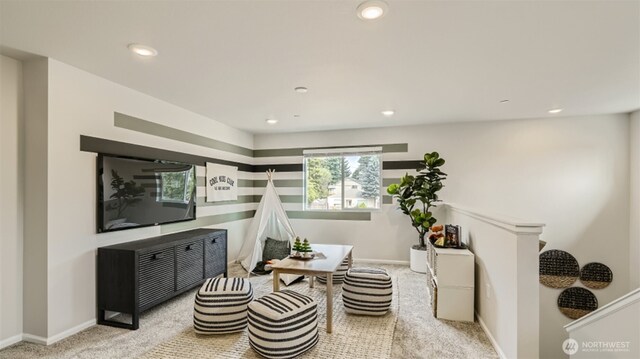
<box><xmin>141</xmin><ymin>274</ymin><xmax>399</xmax><ymax>358</ymax></box>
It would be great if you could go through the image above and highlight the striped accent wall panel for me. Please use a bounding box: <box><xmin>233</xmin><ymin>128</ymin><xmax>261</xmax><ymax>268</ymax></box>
<box><xmin>193</xmin><ymin>277</ymin><xmax>254</xmax><ymax>335</ymax></box>
<box><xmin>317</xmin><ymin>258</ymin><xmax>349</xmax><ymax>285</ymax></box>
<box><xmin>82</xmin><ymin>113</ymin><xmax>423</xmax><ymax>224</ymax></box>
<box><xmin>342</xmin><ymin>267</ymin><xmax>393</xmax><ymax>316</ymax></box>
<box><xmin>247</xmin><ymin>290</ymin><xmax>319</xmax><ymax>359</ymax></box>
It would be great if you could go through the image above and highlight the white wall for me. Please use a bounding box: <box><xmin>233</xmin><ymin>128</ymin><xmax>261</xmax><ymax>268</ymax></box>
<box><xmin>630</xmin><ymin>110</ymin><xmax>640</xmax><ymax>290</ymax></box>
<box><xmin>0</xmin><ymin>55</ymin><xmax>24</xmax><ymax>347</ymax></box>
<box><xmin>41</xmin><ymin>59</ymin><xmax>254</xmax><ymax>340</ymax></box>
<box><xmin>21</xmin><ymin>57</ymin><xmax>49</xmax><ymax>341</ymax></box>
<box><xmin>255</xmin><ymin>114</ymin><xmax>631</xmax><ymax>358</ymax></box>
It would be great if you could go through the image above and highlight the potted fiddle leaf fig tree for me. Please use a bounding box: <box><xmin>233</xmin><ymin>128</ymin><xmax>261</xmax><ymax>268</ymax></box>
<box><xmin>387</xmin><ymin>152</ymin><xmax>447</xmax><ymax>273</ymax></box>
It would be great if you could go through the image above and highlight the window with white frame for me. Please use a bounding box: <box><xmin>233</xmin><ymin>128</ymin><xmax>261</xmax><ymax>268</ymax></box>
<box><xmin>303</xmin><ymin>147</ymin><xmax>382</xmax><ymax>211</ymax></box>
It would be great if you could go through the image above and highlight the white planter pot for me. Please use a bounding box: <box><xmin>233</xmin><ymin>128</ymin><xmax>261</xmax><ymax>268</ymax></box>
<box><xmin>410</xmin><ymin>246</ymin><xmax>427</xmax><ymax>273</ymax></box>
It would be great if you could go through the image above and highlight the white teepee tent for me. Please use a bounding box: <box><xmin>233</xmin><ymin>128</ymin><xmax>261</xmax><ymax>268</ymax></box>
<box><xmin>237</xmin><ymin>170</ymin><xmax>296</xmax><ymax>273</ymax></box>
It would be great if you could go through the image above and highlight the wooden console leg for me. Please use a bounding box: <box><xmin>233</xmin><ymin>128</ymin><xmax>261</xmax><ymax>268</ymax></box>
<box><xmin>273</xmin><ymin>270</ymin><xmax>280</xmax><ymax>292</ymax></box>
<box><xmin>132</xmin><ymin>311</ymin><xmax>139</xmax><ymax>330</ymax></box>
<box><xmin>326</xmin><ymin>274</ymin><xmax>333</xmax><ymax>333</ymax></box>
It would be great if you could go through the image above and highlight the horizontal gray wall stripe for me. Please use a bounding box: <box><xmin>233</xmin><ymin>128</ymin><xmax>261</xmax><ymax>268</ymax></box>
<box><xmin>196</xmin><ymin>195</ymin><xmax>256</xmax><ymax>207</ymax></box>
<box><xmin>269</xmin><ymin>195</ymin><xmax>302</xmax><ymax>203</ymax></box>
<box><xmin>200</xmin><ymin>176</ymin><xmax>397</xmax><ymax>189</ymax></box>
<box><xmin>383</xmin><ymin>160</ymin><xmax>423</xmax><ymax>170</ymax></box>
<box><xmin>253</xmin><ymin>143</ymin><xmax>408</xmax><ymax>157</ymax></box>
<box><xmin>195</xmin><ymin>194</ymin><xmax>303</xmax><ymax>206</ymax></box>
<box><xmin>253</xmin><ymin>179</ymin><xmax>303</xmax><ymax>188</ymax></box>
<box><xmin>383</xmin><ymin>195</ymin><xmax>393</xmax><ymax>204</ymax></box>
<box><xmin>255</xmin><ymin>160</ymin><xmax>421</xmax><ymax>173</ymax></box>
<box><xmin>114</xmin><ymin>111</ymin><xmax>406</xmax><ymax>159</ymax></box>
<box><xmin>383</xmin><ymin>178</ymin><xmax>399</xmax><ymax>186</ymax></box>
<box><xmin>238</xmin><ymin>179</ymin><xmax>255</xmax><ymax>187</ymax></box>
<box><xmin>254</xmin><ymin>163</ymin><xmax>302</xmax><ymax>172</ymax></box>
<box><xmin>198</xmin><ymin>177</ymin><xmax>397</xmax><ymax>189</ymax></box>
<box><xmin>83</xmin><ymin>137</ymin><xmax>418</xmax><ymax>174</ymax></box>
<box><xmin>202</xmin><ymin>177</ymin><xmax>395</xmax><ymax>188</ymax></box>
<box><xmin>115</xmin><ymin>112</ymin><xmax>254</xmax><ymax>157</ymax></box>
<box><xmin>287</xmin><ymin>211</ymin><xmax>371</xmax><ymax>221</ymax></box>
<box><xmin>82</xmin><ymin>136</ymin><xmax>254</xmax><ymax>172</ymax></box>
<box><xmin>197</xmin><ymin>177</ymin><xmax>300</xmax><ymax>188</ymax></box>
<box><xmin>161</xmin><ymin>210</ymin><xmax>256</xmax><ymax>233</ymax></box>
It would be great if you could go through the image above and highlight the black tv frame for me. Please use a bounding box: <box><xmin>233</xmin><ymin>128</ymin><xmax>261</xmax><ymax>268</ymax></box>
<box><xmin>96</xmin><ymin>154</ymin><xmax>197</xmax><ymax>233</ymax></box>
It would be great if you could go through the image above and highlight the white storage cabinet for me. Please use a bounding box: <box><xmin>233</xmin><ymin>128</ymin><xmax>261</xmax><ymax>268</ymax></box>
<box><xmin>425</xmin><ymin>241</ymin><xmax>475</xmax><ymax>322</ymax></box>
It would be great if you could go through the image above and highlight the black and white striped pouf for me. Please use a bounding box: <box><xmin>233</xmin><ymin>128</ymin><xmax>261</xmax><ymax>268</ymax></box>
<box><xmin>193</xmin><ymin>277</ymin><xmax>254</xmax><ymax>334</ymax></box>
<box><xmin>316</xmin><ymin>257</ymin><xmax>349</xmax><ymax>285</ymax></box>
<box><xmin>248</xmin><ymin>290</ymin><xmax>319</xmax><ymax>358</ymax></box>
<box><xmin>342</xmin><ymin>267</ymin><xmax>393</xmax><ymax>316</ymax></box>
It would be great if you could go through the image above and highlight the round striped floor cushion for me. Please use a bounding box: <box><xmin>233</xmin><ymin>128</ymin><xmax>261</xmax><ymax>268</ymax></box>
<box><xmin>193</xmin><ymin>277</ymin><xmax>254</xmax><ymax>334</ymax></box>
<box><xmin>342</xmin><ymin>267</ymin><xmax>393</xmax><ymax>316</ymax></box>
<box><xmin>316</xmin><ymin>257</ymin><xmax>349</xmax><ymax>285</ymax></box>
<box><xmin>247</xmin><ymin>290</ymin><xmax>319</xmax><ymax>358</ymax></box>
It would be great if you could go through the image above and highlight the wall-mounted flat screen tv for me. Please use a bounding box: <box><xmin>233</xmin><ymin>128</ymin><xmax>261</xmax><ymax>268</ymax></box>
<box><xmin>97</xmin><ymin>155</ymin><xmax>196</xmax><ymax>233</ymax></box>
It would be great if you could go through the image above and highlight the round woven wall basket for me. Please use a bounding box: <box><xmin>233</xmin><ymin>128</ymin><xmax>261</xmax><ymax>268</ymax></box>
<box><xmin>557</xmin><ymin>287</ymin><xmax>598</xmax><ymax>319</ymax></box>
<box><xmin>580</xmin><ymin>262</ymin><xmax>613</xmax><ymax>289</ymax></box>
<box><xmin>539</xmin><ymin>250</ymin><xmax>580</xmax><ymax>288</ymax></box>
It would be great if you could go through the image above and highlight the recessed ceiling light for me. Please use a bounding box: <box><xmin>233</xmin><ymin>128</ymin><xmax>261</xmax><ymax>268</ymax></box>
<box><xmin>265</xmin><ymin>119</ymin><xmax>278</xmax><ymax>125</ymax></box>
<box><xmin>294</xmin><ymin>86</ymin><xmax>308</xmax><ymax>93</ymax></box>
<box><xmin>548</xmin><ymin>108</ymin><xmax>563</xmax><ymax>114</ymax></box>
<box><xmin>500</xmin><ymin>99</ymin><xmax>510</xmax><ymax>103</ymax></box>
<box><xmin>381</xmin><ymin>110</ymin><xmax>395</xmax><ymax>117</ymax></box>
<box><xmin>127</xmin><ymin>43</ymin><xmax>158</xmax><ymax>57</ymax></box>
<box><xmin>357</xmin><ymin>0</ymin><xmax>388</xmax><ymax>20</ymax></box>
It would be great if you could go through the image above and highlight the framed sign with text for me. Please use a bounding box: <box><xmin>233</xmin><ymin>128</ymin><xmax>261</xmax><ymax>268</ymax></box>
<box><xmin>206</xmin><ymin>163</ymin><xmax>238</xmax><ymax>202</ymax></box>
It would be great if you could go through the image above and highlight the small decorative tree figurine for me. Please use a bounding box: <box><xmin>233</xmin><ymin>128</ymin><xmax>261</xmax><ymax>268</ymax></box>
<box><xmin>292</xmin><ymin>237</ymin><xmax>303</xmax><ymax>256</ymax></box>
<box><xmin>301</xmin><ymin>238</ymin><xmax>312</xmax><ymax>257</ymax></box>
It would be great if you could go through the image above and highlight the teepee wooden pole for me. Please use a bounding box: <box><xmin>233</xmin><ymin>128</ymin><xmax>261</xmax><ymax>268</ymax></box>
<box><xmin>266</xmin><ymin>169</ymin><xmax>275</xmax><ymax>181</ymax></box>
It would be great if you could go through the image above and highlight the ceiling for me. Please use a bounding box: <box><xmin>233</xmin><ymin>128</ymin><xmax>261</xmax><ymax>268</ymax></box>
<box><xmin>1</xmin><ymin>0</ymin><xmax>639</xmax><ymax>134</ymax></box>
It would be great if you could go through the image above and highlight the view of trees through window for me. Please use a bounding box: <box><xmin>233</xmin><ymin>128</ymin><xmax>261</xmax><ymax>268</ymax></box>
<box><xmin>160</xmin><ymin>167</ymin><xmax>195</xmax><ymax>203</ymax></box>
<box><xmin>305</xmin><ymin>152</ymin><xmax>381</xmax><ymax>210</ymax></box>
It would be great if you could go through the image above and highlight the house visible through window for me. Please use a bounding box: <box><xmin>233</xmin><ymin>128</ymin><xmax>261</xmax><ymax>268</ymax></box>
<box><xmin>303</xmin><ymin>147</ymin><xmax>382</xmax><ymax>211</ymax></box>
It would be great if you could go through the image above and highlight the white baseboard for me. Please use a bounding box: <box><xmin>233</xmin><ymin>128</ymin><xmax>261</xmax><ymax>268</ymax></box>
<box><xmin>22</xmin><ymin>333</ymin><xmax>47</xmax><ymax>345</ymax></box>
<box><xmin>0</xmin><ymin>334</ymin><xmax>23</xmax><ymax>350</ymax></box>
<box><xmin>46</xmin><ymin>319</ymin><xmax>96</xmax><ymax>345</ymax></box>
<box><xmin>22</xmin><ymin>319</ymin><xmax>96</xmax><ymax>346</ymax></box>
<box><xmin>476</xmin><ymin>312</ymin><xmax>507</xmax><ymax>359</ymax></box>
<box><xmin>353</xmin><ymin>258</ymin><xmax>409</xmax><ymax>266</ymax></box>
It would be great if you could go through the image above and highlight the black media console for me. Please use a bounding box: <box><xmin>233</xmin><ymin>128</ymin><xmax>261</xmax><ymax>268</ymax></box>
<box><xmin>97</xmin><ymin>228</ymin><xmax>227</xmax><ymax>329</ymax></box>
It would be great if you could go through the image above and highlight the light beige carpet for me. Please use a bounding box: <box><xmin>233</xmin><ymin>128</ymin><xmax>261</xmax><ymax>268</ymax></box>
<box><xmin>0</xmin><ymin>264</ymin><xmax>497</xmax><ymax>359</ymax></box>
<box><xmin>141</xmin><ymin>274</ymin><xmax>398</xmax><ymax>358</ymax></box>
